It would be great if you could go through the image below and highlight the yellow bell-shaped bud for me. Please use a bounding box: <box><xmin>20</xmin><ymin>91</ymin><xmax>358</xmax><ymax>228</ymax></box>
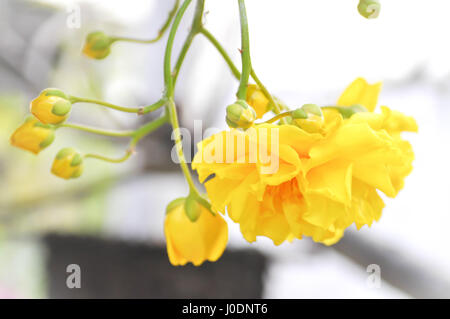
<box><xmin>164</xmin><ymin>197</ymin><xmax>228</xmax><ymax>266</ymax></box>
<box><xmin>246</xmin><ymin>84</ymin><xmax>270</xmax><ymax>119</ymax></box>
<box><xmin>226</xmin><ymin>100</ymin><xmax>256</xmax><ymax>129</ymax></box>
<box><xmin>82</xmin><ymin>31</ymin><xmax>114</xmax><ymax>60</ymax></box>
<box><xmin>30</xmin><ymin>89</ymin><xmax>72</xmax><ymax>124</ymax></box>
<box><xmin>10</xmin><ymin>117</ymin><xmax>55</xmax><ymax>155</ymax></box>
<box><xmin>51</xmin><ymin>148</ymin><xmax>83</xmax><ymax>180</ymax></box>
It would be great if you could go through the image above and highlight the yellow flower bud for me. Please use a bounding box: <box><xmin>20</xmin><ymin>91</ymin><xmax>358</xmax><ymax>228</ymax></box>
<box><xmin>82</xmin><ymin>31</ymin><xmax>114</xmax><ymax>60</ymax></box>
<box><xmin>246</xmin><ymin>84</ymin><xmax>270</xmax><ymax>119</ymax></box>
<box><xmin>358</xmin><ymin>0</ymin><xmax>380</xmax><ymax>19</ymax></box>
<box><xmin>226</xmin><ymin>100</ymin><xmax>256</xmax><ymax>129</ymax></box>
<box><xmin>292</xmin><ymin>104</ymin><xmax>324</xmax><ymax>133</ymax></box>
<box><xmin>10</xmin><ymin>117</ymin><xmax>55</xmax><ymax>154</ymax></box>
<box><xmin>164</xmin><ymin>198</ymin><xmax>228</xmax><ymax>266</ymax></box>
<box><xmin>30</xmin><ymin>89</ymin><xmax>72</xmax><ymax>124</ymax></box>
<box><xmin>51</xmin><ymin>148</ymin><xmax>83</xmax><ymax>180</ymax></box>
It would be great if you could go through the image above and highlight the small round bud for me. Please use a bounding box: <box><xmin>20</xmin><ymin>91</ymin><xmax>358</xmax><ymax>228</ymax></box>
<box><xmin>292</xmin><ymin>104</ymin><xmax>324</xmax><ymax>133</ymax></box>
<box><xmin>340</xmin><ymin>104</ymin><xmax>368</xmax><ymax>119</ymax></box>
<box><xmin>30</xmin><ymin>89</ymin><xmax>72</xmax><ymax>124</ymax></box>
<box><xmin>246</xmin><ymin>84</ymin><xmax>270</xmax><ymax>119</ymax></box>
<box><xmin>226</xmin><ymin>100</ymin><xmax>256</xmax><ymax>129</ymax></box>
<box><xmin>82</xmin><ymin>31</ymin><xmax>114</xmax><ymax>60</ymax></box>
<box><xmin>51</xmin><ymin>148</ymin><xmax>83</xmax><ymax>180</ymax></box>
<box><xmin>358</xmin><ymin>0</ymin><xmax>380</xmax><ymax>19</ymax></box>
<box><xmin>10</xmin><ymin>117</ymin><xmax>55</xmax><ymax>155</ymax></box>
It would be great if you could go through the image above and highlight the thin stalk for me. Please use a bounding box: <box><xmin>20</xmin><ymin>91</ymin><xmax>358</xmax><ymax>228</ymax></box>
<box><xmin>236</xmin><ymin>0</ymin><xmax>251</xmax><ymax>100</ymax></box>
<box><xmin>58</xmin><ymin>123</ymin><xmax>135</xmax><ymax>137</ymax></box>
<box><xmin>111</xmin><ymin>0</ymin><xmax>180</xmax><ymax>44</ymax></box>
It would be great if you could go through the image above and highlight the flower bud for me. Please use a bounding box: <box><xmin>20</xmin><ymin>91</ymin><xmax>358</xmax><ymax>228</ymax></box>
<box><xmin>30</xmin><ymin>89</ymin><xmax>72</xmax><ymax>124</ymax></box>
<box><xmin>10</xmin><ymin>117</ymin><xmax>55</xmax><ymax>154</ymax></box>
<box><xmin>83</xmin><ymin>31</ymin><xmax>114</xmax><ymax>60</ymax></box>
<box><xmin>51</xmin><ymin>148</ymin><xmax>83</xmax><ymax>180</ymax></box>
<box><xmin>226</xmin><ymin>100</ymin><xmax>256</xmax><ymax>129</ymax></box>
<box><xmin>164</xmin><ymin>197</ymin><xmax>228</xmax><ymax>266</ymax></box>
<box><xmin>339</xmin><ymin>104</ymin><xmax>368</xmax><ymax>119</ymax></box>
<box><xmin>358</xmin><ymin>0</ymin><xmax>380</xmax><ymax>19</ymax></box>
<box><xmin>292</xmin><ymin>104</ymin><xmax>324</xmax><ymax>133</ymax></box>
<box><xmin>246</xmin><ymin>84</ymin><xmax>270</xmax><ymax>119</ymax></box>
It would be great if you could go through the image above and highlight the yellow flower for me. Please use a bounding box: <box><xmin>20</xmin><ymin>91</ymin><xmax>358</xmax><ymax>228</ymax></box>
<box><xmin>164</xmin><ymin>198</ymin><xmax>228</xmax><ymax>266</ymax></box>
<box><xmin>83</xmin><ymin>31</ymin><xmax>114</xmax><ymax>60</ymax></box>
<box><xmin>193</xmin><ymin>78</ymin><xmax>417</xmax><ymax>247</ymax></box>
<box><xmin>30</xmin><ymin>89</ymin><xmax>72</xmax><ymax>124</ymax></box>
<box><xmin>10</xmin><ymin>117</ymin><xmax>55</xmax><ymax>154</ymax></box>
<box><xmin>51</xmin><ymin>148</ymin><xmax>83</xmax><ymax>180</ymax></box>
<box><xmin>246</xmin><ymin>84</ymin><xmax>270</xmax><ymax>119</ymax></box>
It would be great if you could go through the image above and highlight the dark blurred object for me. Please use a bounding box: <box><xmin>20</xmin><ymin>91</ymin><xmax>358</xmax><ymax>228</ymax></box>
<box><xmin>44</xmin><ymin>234</ymin><xmax>266</xmax><ymax>298</ymax></box>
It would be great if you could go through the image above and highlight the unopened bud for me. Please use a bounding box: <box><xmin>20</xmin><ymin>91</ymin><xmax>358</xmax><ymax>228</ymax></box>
<box><xmin>226</xmin><ymin>100</ymin><xmax>256</xmax><ymax>129</ymax></box>
<box><xmin>358</xmin><ymin>0</ymin><xmax>380</xmax><ymax>19</ymax></box>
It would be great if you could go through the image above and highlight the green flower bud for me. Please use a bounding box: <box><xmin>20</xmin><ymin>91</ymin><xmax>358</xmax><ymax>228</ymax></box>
<box><xmin>83</xmin><ymin>31</ymin><xmax>114</xmax><ymax>60</ymax></box>
<box><xmin>226</xmin><ymin>100</ymin><xmax>256</xmax><ymax>129</ymax></box>
<box><xmin>292</xmin><ymin>104</ymin><xmax>324</xmax><ymax>133</ymax></box>
<box><xmin>358</xmin><ymin>0</ymin><xmax>380</xmax><ymax>19</ymax></box>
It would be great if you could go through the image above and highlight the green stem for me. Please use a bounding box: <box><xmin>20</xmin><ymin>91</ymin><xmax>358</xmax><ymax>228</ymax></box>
<box><xmin>132</xmin><ymin>113</ymin><xmax>169</xmax><ymax>144</ymax></box>
<box><xmin>261</xmin><ymin>111</ymin><xmax>292</xmax><ymax>124</ymax></box>
<box><xmin>200</xmin><ymin>28</ymin><xmax>241</xmax><ymax>80</ymax></box>
<box><xmin>58</xmin><ymin>123</ymin><xmax>135</xmax><ymax>137</ymax></box>
<box><xmin>250</xmin><ymin>69</ymin><xmax>286</xmax><ymax>122</ymax></box>
<box><xmin>167</xmin><ymin>98</ymin><xmax>199</xmax><ymax>195</ymax></box>
<box><xmin>236</xmin><ymin>0</ymin><xmax>251</xmax><ymax>100</ymax></box>
<box><xmin>111</xmin><ymin>0</ymin><xmax>180</xmax><ymax>44</ymax></box>
<box><xmin>84</xmin><ymin>150</ymin><xmax>133</xmax><ymax>164</ymax></box>
<box><xmin>140</xmin><ymin>99</ymin><xmax>166</xmax><ymax>114</ymax></box>
<box><xmin>70</xmin><ymin>96</ymin><xmax>142</xmax><ymax>113</ymax></box>
<box><xmin>164</xmin><ymin>0</ymin><xmax>193</xmax><ymax>97</ymax></box>
<box><xmin>200</xmin><ymin>28</ymin><xmax>287</xmax><ymax>119</ymax></box>
<box><xmin>173</xmin><ymin>0</ymin><xmax>205</xmax><ymax>85</ymax></box>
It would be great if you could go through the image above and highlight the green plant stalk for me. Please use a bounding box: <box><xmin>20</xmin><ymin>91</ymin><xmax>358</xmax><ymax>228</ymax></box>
<box><xmin>164</xmin><ymin>0</ymin><xmax>193</xmax><ymax>97</ymax></box>
<box><xmin>236</xmin><ymin>0</ymin><xmax>251</xmax><ymax>100</ymax></box>
<box><xmin>70</xmin><ymin>96</ymin><xmax>142</xmax><ymax>113</ymax></box>
<box><xmin>199</xmin><ymin>28</ymin><xmax>241</xmax><ymax>80</ymax></box>
<box><xmin>111</xmin><ymin>0</ymin><xmax>180</xmax><ymax>44</ymax></box>
<box><xmin>70</xmin><ymin>96</ymin><xmax>165</xmax><ymax>115</ymax></box>
<box><xmin>262</xmin><ymin>111</ymin><xmax>292</xmax><ymax>124</ymax></box>
<box><xmin>163</xmin><ymin>0</ymin><xmax>206</xmax><ymax>197</ymax></box>
<box><xmin>167</xmin><ymin>98</ymin><xmax>199</xmax><ymax>196</ymax></box>
<box><xmin>58</xmin><ymin>123</ymin><xmax>135</xmax><ymax>137</ymax></box>
<box><xmin>173</xmin><ymin>0</ymin><xmax>205</xmax><ymax>85</ymax></box>
<box><xmin>84</xmin><ymin>150</ymin><xmax>133</xmax><ymax>164</ymax></box>
<box><xmin>200</xmin><ymin>28</ymin><xmax>285</xmax><ymax>121</ymax></box>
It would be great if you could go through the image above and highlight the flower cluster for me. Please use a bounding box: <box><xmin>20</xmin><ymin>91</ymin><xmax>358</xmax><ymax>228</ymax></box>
<box><xmin>10</xmin><ymin>89</ymin><xmax>85</xmax><ymax>180</ymax></box>
<box><xmin>192</xmin><ymin>78</ymin><xmax>417</xmax><ymax>246</ymax></box>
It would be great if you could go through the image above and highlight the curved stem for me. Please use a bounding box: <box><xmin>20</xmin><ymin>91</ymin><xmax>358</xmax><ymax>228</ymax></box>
<box><xmin>70</xmin><ymin>96</ymin><xmax>142</xmax><ymax>113</ymax></box>
<box><xmin>84</xmin><ymin>150</ymin><xmax>133</xmax><ymax>164</ymax></box>
<box><xmin>111</xmin><ymin>0</ymin><xmax>180</xmax><ymax>44</ymax></box>
<box><xmin>164</xmin><ymin>0</ymin><xmax>193</xmax><ymax>97</ymax></box>
<box><xmin>167</xmin><ymin>98</ymin><xmax>199</xmax><ymax>195</ymax></box>
<box><xmin>250</xmin><ymin>69</ymin><xmax>287</xmax><ymax>123</ymax></box>
<box><xmin>132</xmin><ymin>113</ymin><xmax>169</xmax><ymax>143</ymax></box>
<box><xmin>173</xmin><ymin>0</ymin><xmax>205</xmax><ymax>85</ymax></box>
<box><xmin>200</xmin><ymin>28</ymin><xmax>241</xmax><ymax>80</ymax></box>
<box><xmin>236</xmin><ymin>0</ymin><xmax>251</xmax><ymax>100</ymax></box>
<box><xmin>261</xmin><ymin>111</ymin><xmax>292</xmax><ymax>124</ymax></box>
<box><xmin>58</xmin><ymin>123</ymin><xmax>135</xmax><ymax>137</ymax></box>
<box><xmin>140</xmin><ymin>99</ymin><xmax>167</xmax><ymax>114</ymax></box>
